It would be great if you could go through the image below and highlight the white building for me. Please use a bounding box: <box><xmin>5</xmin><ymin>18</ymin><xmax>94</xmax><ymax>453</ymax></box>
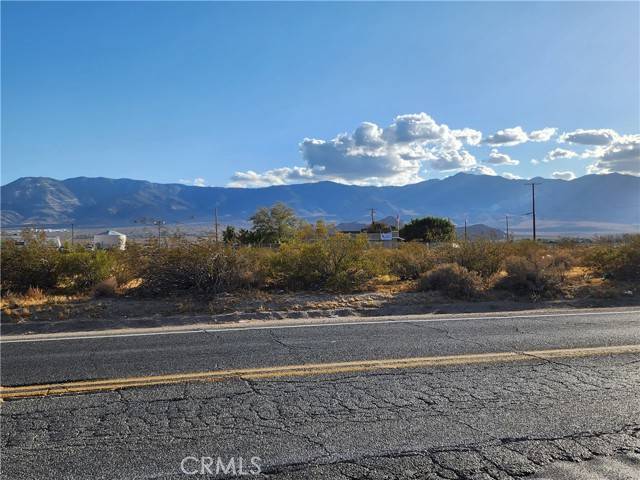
<box><xmin>93</xmin><ymin>230</ymin><xmax>127</xmax><ymax>250</ymax></box>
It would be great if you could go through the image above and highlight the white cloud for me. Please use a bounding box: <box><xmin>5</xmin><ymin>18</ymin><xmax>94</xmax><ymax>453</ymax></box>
<box><xmin>452</xmin><ymin>128</ymin><xmax>482</xmax><ymax>146</ymax></box>
<box><xmin>529</xmin><ymin>128</ymin><xmax>557</xmax><ymax>142</ymax></box>
<box><xmin>545</xmin><ymin>148</ymin><xmax>578</xmax><ymax>161</ymax></box>
<box><xmin>531</xmin><ymin>159</ymin><xmax>540</xmax><ymax>165</ymax></box>
<box><xmin>552</xmin><ymin>171</ymin><xmax>576</xmax><ymax>181</ymax></box>
<box><xmin>466</xmin><ymin>165</ymin><xmax>497</xmax><ymax>176</ymax></box>
<box><xmin>484</xmin><ymin>126</ymin><xmax>529</xmax><ymax>146</ymax></box>
<box><xmin>584</xmin><ymin>134</ymin><xmax>640</xmax><ymax>176</ymax></box>
<box><xmin>231</xmin><ymin>112</ymin><xmax>481</xmax><ymax>187</ymax></box>
<box><xmin>178</xmin><ymin>177</ymin><xmax>207</xmax><ymax>187</ymax></box>
<box><xmin>559</xmin><ymin>128</ymin><xmax>619</xmax><ymax>146</ymax></box>
<box><xmin>229</xmin><ymin>167</ymin><xmax>314</xmax><ymax>188</ymax></box>
<box><xmin>501</xmin><ymin>172</ymin><xmax>522</xmax><ymax>180</ymax></box>
<box><xmin>485</xmin><ymin>148</ymin><xmax>519</xmax><ymax>165</ymax></box>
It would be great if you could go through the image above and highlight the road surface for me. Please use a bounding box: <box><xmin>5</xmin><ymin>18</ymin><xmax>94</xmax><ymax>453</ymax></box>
<box><xmin>2</xmin><ymin>308</ymin><xmax>640</xmax><ymax>479</ymax></box>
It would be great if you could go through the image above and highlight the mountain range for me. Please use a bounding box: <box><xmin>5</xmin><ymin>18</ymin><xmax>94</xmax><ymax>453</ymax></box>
<box><xmin>2</xmin><ymin>174</ymin><xmax>638</xmax><ymax>235</ymax></box>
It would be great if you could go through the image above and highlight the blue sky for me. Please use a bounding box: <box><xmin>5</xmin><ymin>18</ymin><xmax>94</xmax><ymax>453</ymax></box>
<box><xmin>2</xmin><ymin>2</ymin><xmax>638</xmax><ymax>187</ymax></box>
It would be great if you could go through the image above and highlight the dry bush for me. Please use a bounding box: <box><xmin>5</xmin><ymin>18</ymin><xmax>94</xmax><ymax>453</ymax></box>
<box><xmin>25</xmin><ymin>287</ymin><xmax>45</xmax><ymax>301</ymax></box>
<box><xmin>583</xmin><ymin>235</ymin><xmax>640</xmax><ymax>281</ymax></box>
<box><xmin>386</xmin><ymin>243</ymin><xmax>437</xmax><ymax>280</ymax></box>
<box><xmin>1</xmin><ymin>234</ymin><xmax>118</xmax><ymax>294</ymax></box>
<box><xmin>57</xmin><ymin>248</ymin><xmax>114</xmax><ymax>292</ymax></box>
<box><xmin>418</xmin><ymin>263</ymin><xmax>483</xmax><ymax>299</ymax></box>
<box><xmin>93</xmin><ymin>277</ymin><xmax>118</xmax><ymax>297</ymax></box>
<box><xmin>270</xmin><ymin>234</ymin><xmax>382</xmax><ymax>292</ymax></box>
<box><xmin>443</xmin><ymin>240</ymin><xmax>507</xmax><ymax>278</ymax></box>
<box><xmin>1</xmin><ymin>237</ymin><xmax>60</xmax><ymax>292</ymax></box>
<box><xmin>137</xmin><ymin>238</ymin><xmax>258</xmax><ymax>295</ymax></box>
<box><xmin>494</xmin><ymin>255</ymin><xmax>565</xmax><ymax>299</ymax></box>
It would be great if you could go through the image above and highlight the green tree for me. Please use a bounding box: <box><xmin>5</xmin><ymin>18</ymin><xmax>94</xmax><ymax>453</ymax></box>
<box><xmin>222</xmin><ymin>225</ymin><xmax>237</xmax><ymax>244</ymax></box>
<box><xmin>400</xmin><ymin>216</ymin><xmax>455</xmax><ymax>243</ymax></box>
<box><xmin>249</xmin><ymin>202</ymin><xmax>301</xmax><ymax>244</ymax></box>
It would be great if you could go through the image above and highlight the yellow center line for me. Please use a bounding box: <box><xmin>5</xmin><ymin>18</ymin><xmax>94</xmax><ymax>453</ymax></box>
<box><xmin>2</xmin><ymin>344</ymin><xmax>639</xmax><ymax>400</ymax></box>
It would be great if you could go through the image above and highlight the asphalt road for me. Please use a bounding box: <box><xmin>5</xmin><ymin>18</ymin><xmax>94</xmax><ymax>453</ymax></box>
<box><xmin>2</xmin><ymin>308</ymin><xmax>640</xmax><ymax>479</ymax></box>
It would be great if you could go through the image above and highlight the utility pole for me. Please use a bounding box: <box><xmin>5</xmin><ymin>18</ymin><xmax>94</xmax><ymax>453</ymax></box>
<box><xmin>71</xmin><ymin>223</ymin><xmax>75</xmax><ymax>246</ymax></box>
<box><xmin>369</xmin><ymin>208</ymin><xmax>376</xmax><ymax>226</ymax></box>
<box><xmin>214</xmin><ymin>208</ymin><xmax>219</xmax><ymax>242</ymax></box>
<box><xmin>505</xmin><ymin>215</ymin><xmax>510</xmax><ymax>242</ymax></box>
<box><xmin>525</xmin><ymin>183</ymin><xmax>541</xmax><ymax>241</ymax></box>
<box><xmin>464</xmin><ymin>218</ymin><xmax>468</xmax><ymax>241</ymax></box>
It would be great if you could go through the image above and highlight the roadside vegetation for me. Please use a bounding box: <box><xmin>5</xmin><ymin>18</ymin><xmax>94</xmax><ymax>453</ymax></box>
<box><xmin>2</xmin><ymin>204</ymin><xmax>639</xmax><ymax>320</ymax></box>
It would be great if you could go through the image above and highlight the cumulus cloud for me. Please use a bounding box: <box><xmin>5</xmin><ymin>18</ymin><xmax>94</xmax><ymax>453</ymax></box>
<box><xmin>529</xmin><ymin>128</ymin><xmax>557</xmax><ymax>142</ymax></box>
<box><xmin>484</xmin><ymin>149</ymin><xmax>519</xmax><ymax>165</ymax></box>
<box><xmin>501</xmin><ymin>172</ymin><xmax>522</xmax><ymax>180</ymax></box>
<box><xmin>584</xmin><ymin>134</ymin><xmax>640</xmax><ymax>175</ymax></box>
<box><xmin>484</xmin><ymin>126</ymin><xmax>529</xmax><ymax>146</ymax></box>
<box><xmin>483</xmin><ymin>126</ymin><xmax>557</xmax><ymax>146</ymax></box>
<box><xmin>452</xmin><ymin>128</ymin><xmax>482</xmax><ymax>146</ymax></box>
<box><xmin>545</xmin><ymin>148</ymin><xmax>578</xmax><ymax>161</ymax></box>
<box><xmin>227</xmin><ymin>114</ymin><xmax>637</xmax><ymax>186</ymax></box>
<box><xmin>466</xmin><ymin>165</ymin><xmax>497</xmax><ymax>176</ymax></box>
<box><xmin>231</xmin><ymin>112</ymin><xmax>481</xmax><ymax>187</ymax></box>
<box><xmin>559</xmin><ymin>128</ymin><xmax>619</xmax><ymax>145</ymax></box>
<box><xmin>179</xmin><ymin>177</ymin><xmax>207</xmax><ymax>187</ymax></box>
<box><xmin>552</xmin><ymin>171</ymin><xmax>576</xmax><ymax>181</ymax></box>
<box><xmin>228</xmin><ymin>167</ymin><xmax>314</xmax><ymax>188</ymax></box>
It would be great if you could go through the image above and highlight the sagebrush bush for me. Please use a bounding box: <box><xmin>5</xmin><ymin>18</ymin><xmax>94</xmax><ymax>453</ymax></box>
<box><xmin>494</xmin><ymin>255</ymin><xmax>564</xmax><ymax>298</ymax></box>
<box><xmin>1</xmin><ymin>237</ymin><xmax>61</xmax><ymax>293</ymax></box>
<box><xmin>57</xmin><ymin>248</ymin><xmax>114</xmax><ymax>292</ymax></box>
<box><xmin>444</xmin><ymin>240</ymin><xmax>506</xmax><ymax>278</ymax></box>
<box><xmin>93</xmin><ymin>277</ymin><xmax>118</xmax><ymax>297</ymax></box>
<box><xmin>418</xmin><ymin>263</ymin><xmax>483</xmax><ymax>299</ymax></box>
<box><xmin>270</xmin><ymin>234</ymin><xmax>381</xmax><ymax>292</ymax></box>
<box><xmin>138</xmin><ymin>238</ymin><xmax>257</xmax><ymax>295</ymax></box>
<box><xmin>386</xmin><ymin>243</ymin><xmax>437</xmax><ymax>280</ymax></box>
<box><xmin>583</xmin><ymin>235</ymin><xmax>640</xmax><ymax>281</ymax></box>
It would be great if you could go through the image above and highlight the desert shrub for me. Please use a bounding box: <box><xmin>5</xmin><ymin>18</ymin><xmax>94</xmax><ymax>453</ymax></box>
<box><xmin>25</xmin><ymin>286</ymin><xmax>46</xmax><ymax>300</ymax></box>
<box><xmin>108</xmin><ymin>242</ymin><xmax>147</xmax><ymax>286</ymax></box>
<box><xmin>1</xmin><ymin>237</ymin><xmax>61</xmax><ymax>293</ymax></box>
<box><xmin>387</xmin><ymin>243</ymin><xmax>437</xmax><ymax>280</ymax></box>
<box><xmin>444</xmin><ymin>240</ymin><xmax>506</xmax><ymax>278</ymax></box>
<box><xmin>583</xmin><ymin>235</ymin><xmax>640</xmax><ymax>280</ymax></box>
<box><xmin>270</xmin><ymin>234</ymin><xmax>381</xmax><ymax>292</ymax></box>
<box><xmin>57</xmin><ymin>248</ymin><xmax>114</xmax><ymax>292</ymax></box>
<box><xmin>494</xmin><ymin>255</ymin><xmax>565</xmax><ymax>298</ymax></box>
<box><xmin>418</xmin><ymin>263</ymin><xmax>483</xmax><ymax>299</ymax></box>
<box><xmin>93</xmin><ymin>277</ymin><xmax>118</xmax><ymax>297</ymax></box>
<box><xmin>138</xmin><ymin>238</ymin><xmax>257</xmax><ymax>295</ymax></box>
<box><xmin>505</xmin><ymin>239</ymin><xmax>544</xmax><ymax>259</ymax></box>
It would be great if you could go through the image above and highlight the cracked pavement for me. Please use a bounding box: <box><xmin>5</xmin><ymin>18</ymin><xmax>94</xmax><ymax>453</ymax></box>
<box><xmin>2</xmin><ymin>308</ymin><xmax>640</xmax><ymax>479</ymax></box>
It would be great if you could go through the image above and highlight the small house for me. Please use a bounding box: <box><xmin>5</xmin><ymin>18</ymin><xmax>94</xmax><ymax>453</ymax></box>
<box><xmin>93</xmin><ymin>230</ymin><xmax>127</xmax><ymax>250</ymax></box>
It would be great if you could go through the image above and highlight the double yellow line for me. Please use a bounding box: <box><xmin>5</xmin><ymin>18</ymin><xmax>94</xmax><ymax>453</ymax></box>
<box><xmin>2</xmin><ymin>344</ymin><xmax>639</xmax><ymax>400</ymax></box>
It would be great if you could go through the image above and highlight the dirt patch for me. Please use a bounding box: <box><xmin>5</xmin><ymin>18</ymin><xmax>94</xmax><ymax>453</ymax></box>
<box><xmin>1</xmin><ymin>277</ymin><xmax>638</xmax><ymax>336</ymax></box>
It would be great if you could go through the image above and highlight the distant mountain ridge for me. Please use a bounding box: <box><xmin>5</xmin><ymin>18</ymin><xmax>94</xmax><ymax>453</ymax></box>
<box><xmin>2</xmin><ymin>174</ymin><xmax>638</xmax><ymax>235</ymax></box>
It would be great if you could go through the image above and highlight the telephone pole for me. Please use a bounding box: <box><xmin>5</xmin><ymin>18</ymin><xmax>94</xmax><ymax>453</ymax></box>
<box><xmin>71</xmin><ymin>223</ymin><xmax>75</xmax><ymax>246</ymax></box>
<box><xmin>369</xmin><ymin>208</ymin><xmax>376</xmax><ymax>225</ymax></box>
<box><xmin>464</xmin><ymin>218</ymin><xmax>468</xmax><ymax>241</ymax></box>
<box><xmin>525</xmin><ymin>183</ymin><xmax>541</xmax><ymax>241</ymax></box>
<box><xmin>214</xmin><ymin>208</ymin><xmax>219</xmax><ymax>242</ymax></box>
<box><xmin>505</xmin><ymin>215</ymin><xmax>510</xmax><ymax>241</ymax></box>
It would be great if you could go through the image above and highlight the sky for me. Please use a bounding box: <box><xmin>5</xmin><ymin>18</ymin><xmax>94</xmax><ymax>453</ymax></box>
<box><xmin>2</xmin><ymin>1</ymin><xmax>639</xmax><ymax>188</ymax></box>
